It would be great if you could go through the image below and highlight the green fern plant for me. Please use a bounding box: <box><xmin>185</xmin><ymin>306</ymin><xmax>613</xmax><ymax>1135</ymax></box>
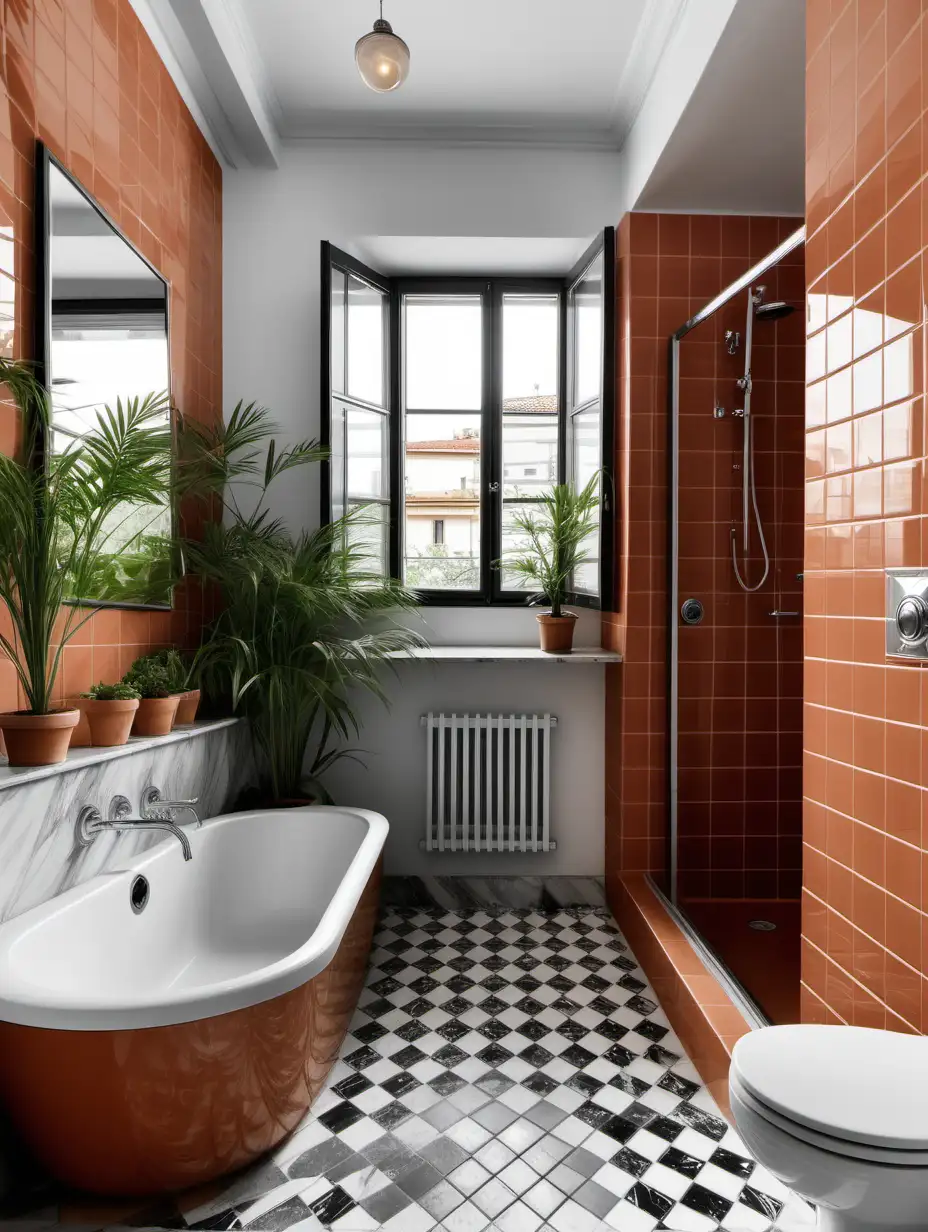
<box><xmin>0</xmin><ymin>358</ymin><xmax>173</xmax><ymax>714</ymax></box>
<box><xmin>498</xmin><ymin>476</ymin><xmax>600</xmax><ymax>616</ymax></box>
<box><xmin>176</xmin><ymin>401</ymin><xmax>423</xmax><ymax>801</ymax></box>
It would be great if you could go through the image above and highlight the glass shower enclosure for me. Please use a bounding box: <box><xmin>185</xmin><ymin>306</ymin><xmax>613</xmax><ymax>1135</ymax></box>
<box><xmin>667</xmin><ymin>226</ymin><xmax>806</xmax><ymax>1023</ymax></box>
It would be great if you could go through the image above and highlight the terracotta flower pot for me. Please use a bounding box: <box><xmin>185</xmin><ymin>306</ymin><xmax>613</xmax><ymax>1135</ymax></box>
<box><xmin>173</xmin><ymin>689</ymin><xmax>201</xmax><ymax>725</ymax></box>
<box><xmin>65</xmin><ymin>698</ymin><xmax>92</xmax><ymax>748</ymax></box>
<box><xmin>536</xmin><ymin>611</ymin><xmax>578</xmax><ymax>653</ymax></box>
<box><xmin>84</xmin><ymin>698</ymin><xmax>140</xmax><ymax>748</ymax></box>
<box><xmin>0</xmin><ymin>709</ymin><xmax>81</xmax><ymax>767</ymax></box>
<box><xmin>132</xmin><ymin>695</ymin><xmax>180</xmax><ymax>738</ymax></box>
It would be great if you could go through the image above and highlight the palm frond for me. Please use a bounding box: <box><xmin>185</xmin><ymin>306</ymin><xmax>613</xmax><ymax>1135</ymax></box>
<box><xmin>496</xmin><ymin>475</ymin><xmax>600</xmax><ymax>617</ymax></box>
<box><xmin>0</xmin><ymin>361</ymin><xmax>176</xmax><ymax>712</ymax></box>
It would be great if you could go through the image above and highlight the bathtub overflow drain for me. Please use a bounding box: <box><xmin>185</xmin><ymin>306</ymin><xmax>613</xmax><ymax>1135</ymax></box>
<box><xmin>130</xmin><ymin>874</ymin><xmax>150</xmax><ymax>914</ymax></box>
<box><xmin>748</xmin><ymin>919</ymin><xmax>776</xmax><ymax>932</ymax></box>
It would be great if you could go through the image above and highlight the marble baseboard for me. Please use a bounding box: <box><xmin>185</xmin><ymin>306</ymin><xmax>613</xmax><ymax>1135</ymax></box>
<box><xmin>0</xmin><ymin>720</ymin><xmax>254</xmax><ymax>923</ymax></box>
<box><xmin>381</xmin><ymin>874</ymin><xmax>608</xmax><ymax>911</ymax></box>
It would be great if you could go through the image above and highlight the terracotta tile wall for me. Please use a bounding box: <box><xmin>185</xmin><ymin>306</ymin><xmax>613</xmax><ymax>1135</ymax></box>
<box><xmin>676</xmin><ymin>249</ymin><xmax>806</xmax><ymax>900</ymax></box>
<box><xmin>604</xmin><ymin>212</ymin><xmax>803</xmax><ymax>906</ymax></box>
<box><xmin>0</xmin><ymin>0</ymin><xmax>222</xmax><ymax>711</ymax></box>
<box><xmin>802</xmin><ymin>0</ymin><xmax>928</xmax><ymax>1031</ymax></box>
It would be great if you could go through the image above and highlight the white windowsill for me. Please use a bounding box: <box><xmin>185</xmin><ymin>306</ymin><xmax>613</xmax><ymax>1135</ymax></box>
<box><xmin>388</xmin><ymin>646</ymin><xmax>623</xmax><ymax>664</ymax></box>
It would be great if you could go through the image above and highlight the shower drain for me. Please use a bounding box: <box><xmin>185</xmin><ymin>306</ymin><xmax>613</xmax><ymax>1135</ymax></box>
<box><xmin>748</xmin><ymin>919</ymin><xmax>777</xmax><ymax>932</ymax></box>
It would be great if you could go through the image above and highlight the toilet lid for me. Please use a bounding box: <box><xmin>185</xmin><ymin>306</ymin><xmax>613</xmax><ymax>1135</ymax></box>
<box><xmin>732</xmin><ymin>1025</ymin><xmax>928</xmax><ymax>1151</ymax></box>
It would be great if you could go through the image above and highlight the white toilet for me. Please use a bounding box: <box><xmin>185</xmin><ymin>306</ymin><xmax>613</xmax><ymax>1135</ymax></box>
<box><xmin>730</xmin><ymin>1024</ymin><xmax>928</xmax><ymax>1231</ymax></box>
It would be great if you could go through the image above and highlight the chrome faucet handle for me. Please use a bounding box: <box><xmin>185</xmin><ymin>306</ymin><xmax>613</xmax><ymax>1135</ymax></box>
<box><xmin>109</xmin><ymin>794</ymin><xmax>133</xmax><ymax>822</ymax></box>
<box><xmin>140</xmin><ymin>786</ymin><xmax>201</xmax><ymax>826</ymax></box>
<box><xmin>76</xmin><ymin>804</ymin><xmax>104</xmax><ymax>847</ymax></box>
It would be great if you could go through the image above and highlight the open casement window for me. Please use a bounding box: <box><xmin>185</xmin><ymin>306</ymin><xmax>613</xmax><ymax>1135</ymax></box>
<box><xmin>321</xmin><ymin>243</ymin><xmax>394</xmax><ymax>577</ymax></box>
<box><xmin>320</xmin><ymin>233</ymin><xmax>615</xmax><ymax>607</ymax></box>
<box><xmin>564</xmin><ymin>227</ymin><xmax>616</xmax><ymax>608</ymax></box>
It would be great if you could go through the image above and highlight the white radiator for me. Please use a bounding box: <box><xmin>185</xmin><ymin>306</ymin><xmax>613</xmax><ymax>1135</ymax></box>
<box><xmin>421</xmin><ymin>713</ymin><xmax>557</xmax><ymax>852</ymax></box>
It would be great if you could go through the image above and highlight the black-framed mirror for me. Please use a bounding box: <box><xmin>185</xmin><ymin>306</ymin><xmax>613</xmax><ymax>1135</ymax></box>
<box><xmin>35</xmin><ymin>142</ymin><xmax>175</xmax><ymax>610</ymax></box>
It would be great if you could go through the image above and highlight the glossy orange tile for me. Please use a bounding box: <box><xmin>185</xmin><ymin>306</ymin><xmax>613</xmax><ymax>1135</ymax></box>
<box><xmin>0</xmin><ymin>0</ymin><xmax>221</xmax><ymax>715</ymax></box>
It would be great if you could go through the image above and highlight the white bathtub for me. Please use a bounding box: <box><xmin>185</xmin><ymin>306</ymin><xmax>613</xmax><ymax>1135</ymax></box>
<box><xmin>0</xmin><ymin>804</ymin><xmax>388</xmax><ymax>1031</ymax></box>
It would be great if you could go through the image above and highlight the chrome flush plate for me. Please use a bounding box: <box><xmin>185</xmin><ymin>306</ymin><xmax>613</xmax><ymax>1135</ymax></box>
<box><xmin>886</xmin><ymin>569</ymin><xmax>928</xmax><ymax>659</ymax></box>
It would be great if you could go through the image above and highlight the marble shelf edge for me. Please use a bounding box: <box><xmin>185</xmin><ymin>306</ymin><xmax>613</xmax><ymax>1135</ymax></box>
<box><xmin>387</xmin><ymin>647</ymin><xmax>623</xmax><ymax>664</ymax></box>
<box><xmin>0</xmin><ymin>718</ymin><xmax>241</xmax><ymax>794</ymax></box>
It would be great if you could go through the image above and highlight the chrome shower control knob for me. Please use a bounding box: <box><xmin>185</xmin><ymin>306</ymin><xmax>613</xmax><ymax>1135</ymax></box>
<box><xmin>681</xmin><ymin>598</ymin><xmax>704</xmax><ymax>626</ymax></box>
<box><xmin>895</xmin><ymin>595</ymin><xmax>928</xmax><ymax>646</ymax></box>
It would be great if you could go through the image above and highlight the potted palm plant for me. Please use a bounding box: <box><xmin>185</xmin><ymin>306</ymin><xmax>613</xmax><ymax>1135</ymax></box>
<box><xmin>79</xmin><ymin>681</ymin><xmax>141</xmax><ymax>747</ymax></box>
<box><xmin>0</xmin><ymin>359</ymin><xmax>173</xmax><ymax>765</ymax></box>
<box><xmin>500</xmin><ymin>475</ymin><xmax>600</xmax><ymax>653</ymax></box>
<box><xmin>176</xmin><ymin>401</ymin><xmax>423</xmax><ymax>804</ymax></box>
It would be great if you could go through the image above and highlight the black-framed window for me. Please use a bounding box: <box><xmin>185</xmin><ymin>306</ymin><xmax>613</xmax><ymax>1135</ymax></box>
<box><xmin>321</xmin><ymin>245</ymin><xmax>393</xmax><ymax>576</ymax></box>
<box><xmin>321</xmin><ymin>231</ymin><xmax>615</xmax><ymax>607</ymax></box>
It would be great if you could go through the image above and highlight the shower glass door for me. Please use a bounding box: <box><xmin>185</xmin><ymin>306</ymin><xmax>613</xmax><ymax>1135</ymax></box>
<box><xmin>668</xmin><ymin>227</ymin><xmax>806</xmax><ymax>1023</ymax></box>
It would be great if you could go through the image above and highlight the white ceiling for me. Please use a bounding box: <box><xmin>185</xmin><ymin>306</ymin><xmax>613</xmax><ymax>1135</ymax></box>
<box><xmin>216</xmin><ymin>0</ymin><xmax>687</xmax><ymax>148</ymax></box>
<box><xmin>133</xmin><ymin>0</ymin><xmax>805</xmax><ymax>219</ymax></box>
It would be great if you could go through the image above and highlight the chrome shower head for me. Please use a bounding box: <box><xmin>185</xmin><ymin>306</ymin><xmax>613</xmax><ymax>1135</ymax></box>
<box><xmin>754</xmin><ymin>300</ymin><xmax>795</xmax><ymax>321</ymax></box>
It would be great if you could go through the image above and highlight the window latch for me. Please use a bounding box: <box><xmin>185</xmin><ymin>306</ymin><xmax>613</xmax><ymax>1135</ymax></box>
<box><xmin>488</xmin><ymin>481</ymin><xmax>500</xmax><ymax>493</ymax></box>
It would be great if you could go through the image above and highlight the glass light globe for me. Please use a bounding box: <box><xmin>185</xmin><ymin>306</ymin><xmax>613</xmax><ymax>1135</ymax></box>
<box><xmin>355</xmin><ymin>19</ymin><xmax>410</xmax><ymax>92</ymax></box>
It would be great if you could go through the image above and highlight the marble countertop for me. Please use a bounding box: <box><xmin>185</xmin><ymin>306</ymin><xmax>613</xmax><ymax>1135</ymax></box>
<box><xmin>0</xmin><ymin>718</ymin><xmax>240</xmax><ymax>793</ymax></box>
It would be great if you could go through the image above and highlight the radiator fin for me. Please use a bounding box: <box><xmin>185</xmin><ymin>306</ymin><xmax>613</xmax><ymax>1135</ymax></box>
<box><xmin>422</xmin><ymin>713</ymin><xmax>555</xmax><ymax>852</ymax></box>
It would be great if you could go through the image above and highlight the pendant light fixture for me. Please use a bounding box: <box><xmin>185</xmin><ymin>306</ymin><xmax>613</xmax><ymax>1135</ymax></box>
<box><xmin>355</xmin><ymin>1</ymin><xmax>410</xmax><ymax>93</ymax></box>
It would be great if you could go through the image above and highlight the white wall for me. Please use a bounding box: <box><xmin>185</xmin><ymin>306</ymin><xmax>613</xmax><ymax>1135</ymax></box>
<box><xmin>325</xmin><ymin>660</ymin><xmax>606</xmax><ymax>877</ymax></box>
<box><xmin>223</xmin><ymin>141</ymin><xmax>621</xmax><ymax>875</ymax></box>
<box><xmin>223</xmin><ymin>139</ymin><xmax>623</xmax><ymax>530</ymax></box>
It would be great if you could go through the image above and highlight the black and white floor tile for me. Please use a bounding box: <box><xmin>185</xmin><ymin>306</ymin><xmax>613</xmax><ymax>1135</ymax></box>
<box><xmin>149</xmin><ymin>905</ymin><xmax>813</xmax><ymax>1232</ymax></box>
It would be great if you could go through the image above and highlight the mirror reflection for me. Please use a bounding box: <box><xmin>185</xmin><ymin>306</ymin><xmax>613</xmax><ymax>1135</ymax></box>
<box><xmin>47</xmin><ymin>160</ymin><xmax>174</xmax><ymax>607</ymax></box>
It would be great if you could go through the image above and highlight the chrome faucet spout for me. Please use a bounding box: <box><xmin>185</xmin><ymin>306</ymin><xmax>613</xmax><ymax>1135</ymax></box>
<box><xmin>112</xmin><ymin>818</ymin><xmax>193</xmax><ymax>861</ymax></box>
<box><xmin>76</xmin><ymin>805</ymin><xmax>194</xmax><ymax>861</ymax></box>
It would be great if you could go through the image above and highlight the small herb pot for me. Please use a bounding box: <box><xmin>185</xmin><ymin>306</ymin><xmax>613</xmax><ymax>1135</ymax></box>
<box><xmin>173</xmin><ymin>689</ymin><xmax>201</xmax><ymax>725</ymax></box>
<box><xmin>132</xmin><ymin>695</ymin><xmax>180</xmax><ymax>738</ymax></box>
<box><xmin>84</xmin><ymin>698</ymin><xmax>140</xmax><ymax>747</ymax></box>
<box><xmin>0</xmin><ymin>709</ymin><xmax>81</xmax><ymax>766</ymax></box>
<box><xmin>536</xmin><ymin>611</ymin><xmax>578</xmax><ymax>653</ymax></box>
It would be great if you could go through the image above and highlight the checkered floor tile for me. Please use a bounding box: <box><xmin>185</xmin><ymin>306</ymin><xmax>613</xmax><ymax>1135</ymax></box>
<box><xmin>163</xmin><ymin>907</ymin><xmax>814</xmax><ymax>1232</ymax></box>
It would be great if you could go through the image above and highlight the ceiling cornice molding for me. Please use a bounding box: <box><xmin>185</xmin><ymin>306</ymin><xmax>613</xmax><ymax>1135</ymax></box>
<box><xmin>278</xmin><ymin>124</ymin><xmax>622</xmax><ymax>153</ymax></box>
<box><xmin>130</xmin><ymin>0</ymin><xmax>282</xmax><ymax>167</ymax></box>
<box><xmin>610</xmin><ymin>0</ymin><xmax>689</xmax><ymax>148</ymax></box>
<box><xmin>128</xmin><ymin>0</ymin><xmax>232</xmax><ymax>164</ymax></box>
<box><xmin>208</xmin><ymin>0</ymin><xmax>285</xmax><ymax>133</ymax></box>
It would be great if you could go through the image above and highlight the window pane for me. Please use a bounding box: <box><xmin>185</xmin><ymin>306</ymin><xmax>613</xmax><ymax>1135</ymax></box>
<box><xmin>404</xmin><ymin>412</ymin><xmax>480</xmax><ymax>590</ymax></box>
<box><xmin>500</xmin><ymin>500</ymin><xmax>544</xmax><ymax>591</ymax></box>
<box><xmin>502</xmin><ymin>416</ymin><xmax>558</xmax><ymax>500</ymax></box>
<box><xmin>330</xmin><ymin>398</ymin><xmax>346</xmax><ymax>522</ymax></box>
<box><xmin>570</xmin><ymin>406</ymin><xmax>601</xmax><ymax>594</ymax></box>
<box><xmin>405</xmin><ymin>295</ymin><xmax>481</xmax><ymax>410</ymax></box>
<box><xmin>347</xmin><ymin>275</ymin><xmax>384</xmax><ymax>405</ymax></box>
<box><xmin>346</xmin><ymin>407</ymin><xmax>387</xmax><ymax>499</ymax></box>
<box><xmin>331</xmin><ymin>266</ymin><xmax>345</xmax><ymax>395</ymax></box>
<box><xmin>574</xmin><ymin>253</ymin><xmax>603</xmax><ymax>406</ymax></box>
<box><xmin>503</xmin><ymin>293</ymin><xmax>558</xmax><ymax>403</ymax></box>
<box><xmin>347</xmin><ymin>501</ymin><xmax>388</xmax><ymax>574</ymax></box>
<box><xmin>502</xmin><ymin>293</ymin><xmax>559</xmax><ymax>499</ymax></box>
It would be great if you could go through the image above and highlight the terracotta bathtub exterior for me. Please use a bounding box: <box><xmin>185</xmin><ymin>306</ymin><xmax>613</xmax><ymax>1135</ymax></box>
<box><xmin>0</xmin><ymin>860</ymin><xmax>381</xmax><ymax>1196</ymax></box>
